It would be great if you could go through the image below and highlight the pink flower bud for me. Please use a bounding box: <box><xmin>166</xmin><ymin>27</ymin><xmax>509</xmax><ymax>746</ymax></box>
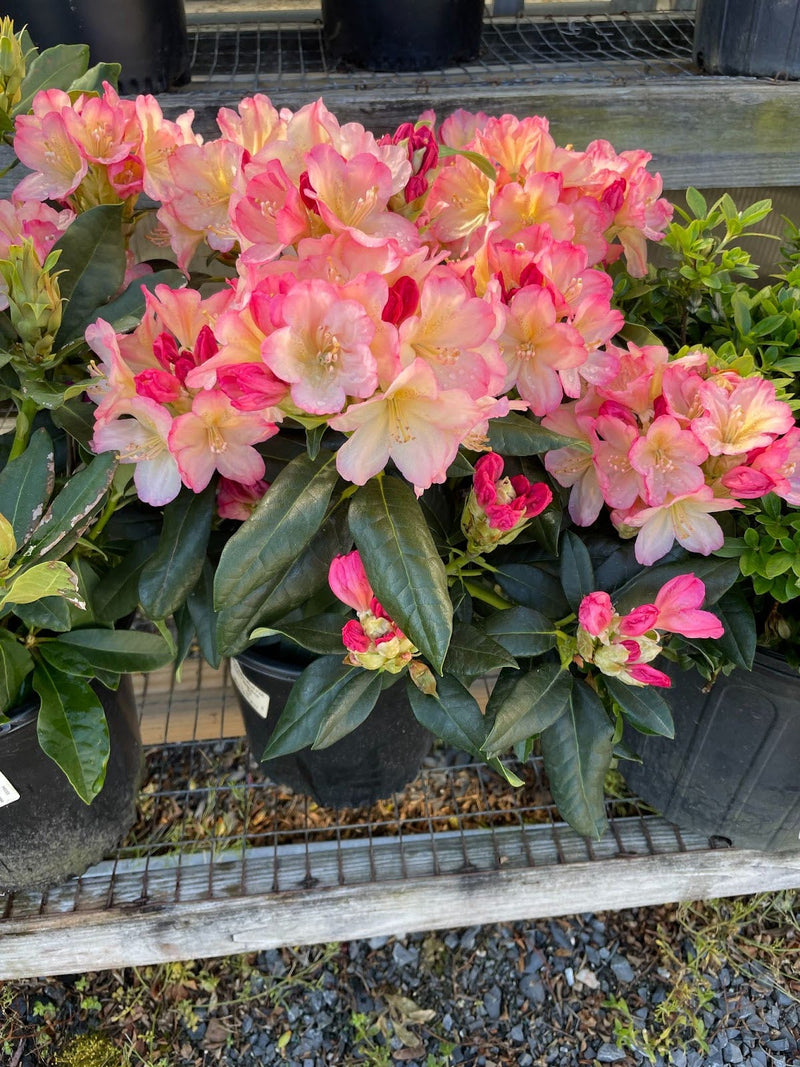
<box><xmin>578</xmin><ymin>591</ymin><xmax>614</xmax><ymax>636</ymax></box>
<box><xmin>626</xmin><ymin>663</ymin><xmax>672</xmax><ymax>688</ymax></box>
<box><xmin>135</xmin><ymin>367</ymin><xmax>182</xmax><ymax>404</ymax></box>
<box><xmin>720</xmin><ymin>466</ymin><xmax>775</xmax><ymax>499</ymax></box>
<box><xmin>619</xmin><ymin>603</ymin><xmax>659</xmax><ymax>636</ymax></box>
<box><xmin>653</xmin><ymin>573</ymin><xmax>724</xmax><ymax>639</ymax></box>
<box><xmin>329</xmin><ymin>551</ymin><xmax>374</xmax><ymax>614</ymax></box>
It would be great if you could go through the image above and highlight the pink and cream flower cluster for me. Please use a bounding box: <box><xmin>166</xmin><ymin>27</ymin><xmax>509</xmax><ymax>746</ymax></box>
<box><xmin>542</xmin><ymin>346</ymin><xmax>800</xmax><ymax>565</ymax></box>
<box><xmin>576</xmin><ymin>574</ymin><xmax>724</xmax><ymax>688</ymax></box>
<box><xmin>8</xmin><ymin>89</ymin><xmax>674</xmax><ymax>507</ymax></box>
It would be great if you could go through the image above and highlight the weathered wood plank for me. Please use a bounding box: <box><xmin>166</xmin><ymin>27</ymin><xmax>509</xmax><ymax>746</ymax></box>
<box><xmin>161</xmin><ymin>78</ymin><xmax>800</xmax><ymax>190</ymax></box>
<box><xmin>2</xmin><ymin>842</ymin><xmax>798</xmax><ymax>977</ymax></box>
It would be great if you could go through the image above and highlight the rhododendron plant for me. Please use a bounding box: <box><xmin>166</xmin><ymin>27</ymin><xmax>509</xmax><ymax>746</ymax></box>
<box><xmin>3</xmin><ymin>25</ymin><xmax>797</xmax><ymax>838</ymax></box>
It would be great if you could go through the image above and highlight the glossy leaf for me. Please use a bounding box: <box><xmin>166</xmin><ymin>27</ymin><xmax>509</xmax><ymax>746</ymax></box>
<box><xmin>312</xmin><ymin>668</ymin><xmax>384</xmax><ymax>749</ymax></box>
<box><xmin>215</xmin><ymin>452</ymin><xmax>339</xmax><ymax>656</ymax></box>
<box><xmin>91</xmin><ymin>537</ymin><xmax>158</xmax><ymax>624</ymax></box>
<box><xmin>1</xmin><ymin>561</ymin><xmax>81</xmax><ymax>608</ymax></box>
<box><xmin>559</xmin><ymin>531</ymin><xmax>595</xmax><ymax>613</ymax></box>
<box><xmin>696</xmin><ymin>589</ymin><xmax>756</xmax><ymax>671</ymax></box>
<box><xmin>483</xmin><ymin>606</ymin><xmax>557</xmax><ymax>658</ymax></box>
<box><xmin>139</xmin><ymin>483</ymin><xmax>215</xmax><ymax>620</ymax></box>
<box><xmin>13</xmin><ymin>594</ymin><xmax>73</xmax><ymax>632</ymax></box>
<box><xmin>487</xmin><ymin>413</ymin><xmax>589</xmax><ymax>456</ymax></box>
<box><xmin>53</xmin><ymin>204</ymin><xmax>127</xmax><ymax>344</ymax></box>
<box><xmin>540</xmin><ymin>681</ymin><xmax>615</xmax><ymax>840</ymax></box>
<box><xmin>15</xmin><ymin>44</ymin><xmax>89</xmax><ymax>115</ymax></box>
<box><xmin>69</xmin><ymin>62</ymin><xmax>121</xmax><ymax>93</ymax></box>
<box><xmin>50</xmin><ymin>628</ymin><xmax>173</xmax><ymax>674</ymax></box>
<box><xmin>442</xmin><ymin>623</ymin><xmax>518</xmax><ymax>682</ymax></box>
<box><xmin>187</xmin><ymin>561</ymin><xmax>221</xmax><ymax>670</ymax></box>
<box><xmin>605</xmin><ymin>676</ymin><xmax>674</xmax><ymax>738</ymax></box>
<box><xmin>350</xmin><ymin>477</ymin><xmax>452</xmax><ymax>673</ymax></box>
<box><xmin>0</xmin><ymin>427</ymin><xmax>54</xmax><ymax>547</ymax></box>
<box><xmin>261</xmin><ymin>655</ymin><xmax>360</xmax><ymax>759</ymax></box>
<box><xmin>251</xmin><ymin>613</ymin><xmax>349</xmax><ymax>657</ymax></box>
<box><xmin>24</xmin><ymin>451</ymin><xmax>116</xmax><ymax>563</ymax></box>
<box><xmin>406</xmin><ymin>673</ymin><xmax>487</xmax><ymax>757</ymax></box>
<box><xmin>0</xmin><ymin>630</ymin><xmax>33</xmax><ymax>713</ymax></box>
<box><xmin>33</xmin><ymin>660</ymin><xmax>109</xmax><ymax>804</ymax></box>
<box><xmin>493</xmin><ymin>563</ymin><xmax>570</xmax><ymax>619</ymax></box>
<box><xmin>483</xmin><ymin>660</ymin><xmax>572</xmax><ymax>756</ymax></box>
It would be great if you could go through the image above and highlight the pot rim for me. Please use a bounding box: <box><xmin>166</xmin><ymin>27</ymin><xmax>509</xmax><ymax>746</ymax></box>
<box><xmin>0</xmin><ymin>700</ymin><xmax>38</xmax><ymax>737</ymax></box>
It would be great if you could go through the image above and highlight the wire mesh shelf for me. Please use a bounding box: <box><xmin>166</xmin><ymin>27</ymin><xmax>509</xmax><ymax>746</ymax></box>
<box><xmin>2</xmin><ymin>657</ymin><xmax>799</xmax><ymax>979</ymax></box>
<box><xmin>183</xmin><ymin>9</ymin><xmax>696</xmax><ymax>94</ymax></box>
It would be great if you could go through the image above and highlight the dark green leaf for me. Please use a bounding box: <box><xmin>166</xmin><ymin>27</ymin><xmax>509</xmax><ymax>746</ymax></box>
<box><xmin>13</xmin><ymin>595</ymin><xmax>72</xmax><ymax>632</ymax></box>
<box><xmin>445</xmin><ymin>451</ymin><xmax>475</xmax><ymax>479</ymax></box>
<box><xmin>52</xmin><ymin>204</ymin><xmax>126</xmax><ymax>344</ymax></box>
<box><xmin>51</xmin><ymin>398</ymin><xmax>97</xmax><ymax>448</ymax></box>
<box><xmin>252</xmin><ymin>613</ymin><xmax>348</xmax><ymax>657</ymax></box>
<box><xmin>24</xmin><ymin>451</ymin><xmax>116</xmax><ymax>563</ymax></box>
<box><xmin>33</xmin><ymin>660</ymin><xmax>108</xmax><ymax>804</ymax></box>
<box><xmin>0</xmin><ymin>630</ymin><xmax>33</xmax><ymax>713</ymax></box>
<box><xmin>51</xmin><ymin>628</ymin><xmax>173</xmax><ymax>674</ymax></box>
<box><xmin>442</xmin><ymin>623</ymin><xmax>518</xmax><ymax>682</ymax></box>
<box><xmin>483</xmin><ymin>661</ymin><xmax>572</xmax><ymax>756</ymax></box>
<box><xmin>350</xmin><ymin>476</ymin><xmax>452</xmax><ymax>673</ymax></box>
<box><xmin>406</xmin><ymin>673</ymin><xmax>487</xmax><ymax>756</ymax></box>
<box><xmin>242</xmin><ymin>509</ymin><xmax>352</xmax><ymax>638</ymax></box>
<box><xmin>487</xmin><ymin>412</ymin><xmax>589</xmax><ymax>456</ymax></box>
<box><xmin>312</xmin><ymin>668</ymin><xmax>384</xmax><ymax>749</ymax></box>
<box><xmin>261</xmin><ymin>655</ymin><xmax>359</xmax><ymax>759</ymax></box>
<box><xmin>494</xmin><ymin>563</ymin><xmax>570</xmax><ymax>618</ymax></box>
<box><xmin>613</xmin><ymin>556</ymin><xmax>740</xmax><ymax>614</ymax></box>
<box><xmin>0</xmin><ymin>427</ymin><xmax>54</xmax><ymax>547</ymax></box>
<box><xmin>91</xmin><ymin>537</ymin><xmax>158</xmax><ymax>624</ymax></box>
<box><xmin>139</xmin><ymin>483</ymin><xmax>215</xmax><ymax>620</ymax></box>
<box><xmin>559</xmin><ymin>531</ymin><xmax>595</xmax><ymax>613</ymax></box>
<box><xmin>187</xmin><ymin>561</ymin><xmax>221</xmax><ymax>670</ymax></box>
<box><xmin>215</xmin><ymin>451</ymin><xmax>339</xmax><ymax>656</ymax></box>
<box><xmin>15</xmin><ymin>44</ymin><xmax>90</xmax><ymax>116</ymax></box>
<box><xmin>692</xmin><ymin>589</ymin><xmax>756</xmax><ymax>671</ymax></box>
<box><xmin>483</xmin><ymin>606</ymin><xmax>557</xmax><ymax>658</ymax></box>
<box><xmin>525</xmin><ymin>499</ymin><xmax>562</xmax><ymax>555</ymax></box>
<box><xmin>540</xmin><ymin>681</ymin><xmax>615</xmax><ymax>840</ymax></box>
<box><xmin>605</xmin><ymin>676</ymin><xmax>674</xmax><ymax>738</ymax></box>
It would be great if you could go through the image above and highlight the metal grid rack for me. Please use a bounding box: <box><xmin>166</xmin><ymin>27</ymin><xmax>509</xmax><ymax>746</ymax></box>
<box><xmin>2</xmin><ymin>659</ymin><xmax>799</xmax><ymax>980</ymax></box>
<box><xmin>184</xmin><ymin>8</ymin><xmax>697</xmax><ymax>93</ymax></box>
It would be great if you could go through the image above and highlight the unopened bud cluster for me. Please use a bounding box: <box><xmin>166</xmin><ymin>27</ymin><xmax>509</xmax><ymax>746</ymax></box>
<box><xmin>0</xmin><ymin>18</ymin><xmax>25</xmax><ymax>118</ymax></box>
<box><xmin>0</xmin><ymin>241</ymin><xmax>63</xmax><ymax>363</ymax></box>
<box><xmin>461</xmin><ymin>452</ymin><xmax>552</xmax><ymax>555</ymax></box>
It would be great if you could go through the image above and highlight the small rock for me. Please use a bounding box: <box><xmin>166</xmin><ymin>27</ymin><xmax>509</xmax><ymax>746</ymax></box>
<box><xmin>524</xmin><ymin>948</ymin><xmax>546</xmax><ymax>973</ymax></box>
<box><xmin>723</xmin><ymin>1044</ymin><xmax>744</xmax><ymax>1064</ymax></box>
<box><xmin>483</xmin><ymin>985</ymin><xmax>502</xmax><ymax>1020</ymax></box>
<box><xmin>392</xmin><ymin>942</ymin><xmax>419</xmax><ymax>968</ymax></box>
<box><xmin>459</xmin><ymin>926</ymin><xmax>480</xmax><ymax>952</ymax></box>
<box><xmin>610</xmin><ymin>955</ymin><xmax>636</xmax><ymax>984</ymax></box>
<box><xmin>510</xmin><ymin>1024</ymin><xmax>525</xmax><ymax>1043</ymax></box>
<box><xmin>519</xmin><ymin>975</ymin><xmax>546</xmax><ymax>1004</ymax></box>
<box><xmin>368</xmin><ymin>935</ymin><xmax>389</xmax><ymax>950</ymax></box>
<box><xmin>564</xmin><ymin>967</ymin><xmax>574</xmax><ymax>987</ymax></box>
<box><xmin>576</xmin><ymin>966</ymin><xmax>600</xmax><ymax>990</ymax></box>
<box><xmin>596</xmin><ymin>1043</ymin><xmax>627</xmax><ymax>1063</ymax></box>
<box><xmin>442</xmin><ymin>1013</ymin><xmax>453</xmax><ymax>1032</ymax></box>
<box><xmin>670</xmin><ymin>1049</ymin><xmax>687</xmax><ymax>1067</ymax></box>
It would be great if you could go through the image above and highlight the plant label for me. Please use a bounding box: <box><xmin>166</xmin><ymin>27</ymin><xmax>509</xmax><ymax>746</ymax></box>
<box><xmin>229</xmin><ymin>659</ymin><xmax>271</xmax><ymax>720</ymax></box>
<box><xmin>0</xmin><ymin>770</ymin><xmax>20</xmax><ymax>808</ymax></box>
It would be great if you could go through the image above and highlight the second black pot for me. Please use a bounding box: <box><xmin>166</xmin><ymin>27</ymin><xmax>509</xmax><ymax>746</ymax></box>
<box><xmin>320</xmin><ymin>0</ymin><xmax>485</xmax><ymax>72</ymax></box>
<box><xmin>0</xmin><ymin>676</ymin><xmax>143</xmax><ymax>892</ymax></box>
<box><xmin>694</xmin><ymin>0</ymin><xmax>800</xmax><ymax>79</ymax></box>
<box><xmin>232</xmin><ymin>646</ymin><xmax>434</xmax><ymax>808</ymax></box>
<box><xmin>623</xmin><ymin>651</ymin><xmax>800</xmax><ymax>852</ymax></box>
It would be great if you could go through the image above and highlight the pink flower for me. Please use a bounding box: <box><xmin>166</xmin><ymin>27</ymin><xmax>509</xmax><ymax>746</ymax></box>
<box><xmin>342</xmin><ymin>619</ymin><xmax>371</xmax><ymax>653</ymax></box>
<box><xmin>168</xmin><ymin>390</ymin><xmax>276</xmax><ymax>492</ymax></box>
<box><xmin>92</xmin><ymin>397</ymin><xmax>181</xmax><ymax>507</ymax></box>
<box><xmin>618</xmin><ymin>604</ymin><xmax>659</xmax><ymax>636</ymax></box>
<box><xmin>653</xmin><ymin>574</ymin><xmax>724</xmax><ymax>639</ymax></box>
<box><xmin>622</xmin><ymin>487</ymin><xmax>742</xmax><ymax>566</ymax></box>
<box><xmin>628</xmin><ymin>414</ymin><xmax>708</xmax><ymax>505</ymax></box>
<box><xmin>693</xmin><ymin>376</ymin><xmax>794</xmax><ymax>457</ymax></box>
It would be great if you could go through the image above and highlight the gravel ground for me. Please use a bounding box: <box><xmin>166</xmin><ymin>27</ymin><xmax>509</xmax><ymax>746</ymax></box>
<box><xmin>2</xmin><ymin>897</ymin><xmax>798</xmax><ymax>1066</ymax></box>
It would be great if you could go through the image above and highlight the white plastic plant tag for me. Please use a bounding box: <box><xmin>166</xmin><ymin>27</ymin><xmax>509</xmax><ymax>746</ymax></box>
<box><xmin>229</xmin><ymin>659</ymin><xmax>271</xmax><ymax>720</ymax></box>
<box><xmin>0</xmin><ymin>770</ymin><xmax>20</xmax><ymax>808</ymax></box>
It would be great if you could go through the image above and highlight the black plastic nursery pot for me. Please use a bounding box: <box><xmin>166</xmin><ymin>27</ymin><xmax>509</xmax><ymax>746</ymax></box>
<box><xmin>623</xmin><ymin>651</ymin><xmax>800</xmax><ymax>852</ymax></box>
<box><xmin>694</xmin><ymin>0</ymin><xmax>800</xmax><ymax>79</ymax></box>
<box><xmin>5</xmin><ymin>0</ymin><xmax>191</xmax><ymax>93</ymax></box>
<box><xmin>232</xmin><ymin>645</ymin><xmax>434</xmax><ymax>808</ymax></box>
<box><xmin>320</xmin><ymin>0</ymin><xmax>485</xmax><ymax>72</ymax></box>
<box><xmin>0</xmin><ymin>676</ymin><xmax>143</xmax><ymax>892</ymax></box>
